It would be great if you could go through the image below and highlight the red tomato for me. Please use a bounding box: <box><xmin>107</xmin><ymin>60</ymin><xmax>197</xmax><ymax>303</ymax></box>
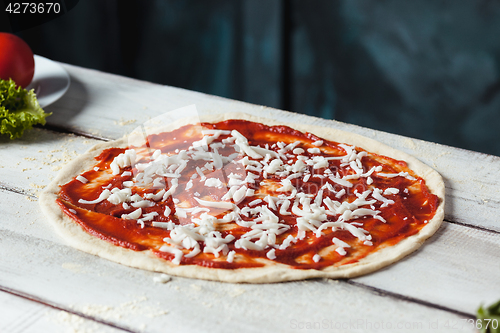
<box><xmin>0</xmin><ymin>33</ymin><xmax>35</xmax><ymax>88</ymax></box>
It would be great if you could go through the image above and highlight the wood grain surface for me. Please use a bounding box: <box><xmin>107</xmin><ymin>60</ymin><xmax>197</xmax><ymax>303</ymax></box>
<box><xmin>2</xmin><ymin>62</ymin><xmax>498</xmax><ymax>332</ymax></box>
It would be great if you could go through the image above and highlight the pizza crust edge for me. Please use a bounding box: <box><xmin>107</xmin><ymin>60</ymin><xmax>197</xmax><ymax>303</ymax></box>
<box><xmin>39</xmin><ymin>112</ymin><xmax>445</xmax><ymax>283</ymax></box>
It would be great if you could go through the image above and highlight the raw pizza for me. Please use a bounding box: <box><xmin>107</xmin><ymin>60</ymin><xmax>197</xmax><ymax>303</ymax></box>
<box><xmin>40</xmin><ymin>113</ymin><xmax>445</xmax><ymax>283</ymax></box>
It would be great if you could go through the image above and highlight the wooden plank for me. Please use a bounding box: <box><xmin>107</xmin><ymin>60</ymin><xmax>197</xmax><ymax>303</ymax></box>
<box><xmin>0</xmin><ymin>62</ymin><xmax>495</xmax><ymax>331</ymax></box>
<box><xmin>1</xmin><ymin>124</ymin><xmax>495</xmax><ymax>316</ymax></box>
<box><xmin>0</xmin><ymin>189</ymin><xmax>486</xmax><ymax>321</ymax></box>
<box><xmin>354</xmin><ymin>221</ymin><xmax>500</xmax><ymax>314</ymax></box>
<box><xmin>0</xmin><ymin>128</ymin><xmax>101</xmax><ymax>198</ymax></box>
<box><xmin>0</xmin><ymin>193</ymin><xmax>473</xmax><ymax>332</ymax></box>
<box><xmin>5</xmin><ymin>117</ymin><xmax>498</xmax><ymax>238</ymax></box>
<box><xmin>39</xmin><ymin>63</ymin><xmax>500</xmax><ymax>232</ymax></box>
<box><xmin>0</xmin><ymin>290</ymin><xmax>126</xmax><ymax>333</ymax></box>
<box><xmin>0</xmin><ymin>124</ymin><xmax>493</xmax><ymax>316</ymax></box>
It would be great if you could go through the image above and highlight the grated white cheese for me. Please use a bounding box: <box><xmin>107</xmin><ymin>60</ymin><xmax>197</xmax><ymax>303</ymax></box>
<box><xmin>332</xmin><ymin>238</ymin><xmax>350</xmax><ymax>249</ymax></box>
<box><xmin>121</xmin><ymin>208</ymin><xmax>142</xmax><ymax>220</ymax></box>
<box><xmin>249</xmin><ymin>199</ymin><xmax>262</xmax><ymax>206</ymax></box>
<box><xmin>141</xmin><ymin>212</ymin><xmax>159</xmax><ymax>221</ymax></box>
<box><xmin>205</xmin><ymin>178</ymin><xmax>224</xmax><ymax>188</ymax></box>
<box><xmin>277</xmin><ymin>179</ymin><xmax>295</xmax><ymax>192</ymax></box>
<box><xmin>232</xmin><ymin>130</ymin><xmax>263</xmax><ymax>159</ymax></box>
<box><xmin>307</xmin><ymin>147</ymin><xmax>321</xmax><ymax>154</ymax></box>
<box><xmin>372</xmin><ymin>188</ymin><xmax>395</xmax><ymax>208</ymax></box>
<box><xmin>131</xmin><ymin>200</ymin><xmax>155</xmax><ymax>208</ymax></box>
<box><xmin>329</xmin><ymin>176</ymin><xmax>353</xmax><ymax>188</ymax></box>
<box><xmin>312</xmin><ymin>140</ymin><xmax>324</xmax><ymax>147</ymax></box>
<box><xmin>194</xmin><ymin>197</ymin><xmax>234</xmax><ymax>210</ymax></box>
<box><xmin>267</xmin><ymin>249</ymin><xmax>276</xmax><ymax>260</ymax></box>
<box><xmin>78</xmin><ymin>189</ymin><xmax>111</xmax><ymax>204</ymax></box>
<box><xmin>107</xmin><ymin>188</ymin><xmax>132</xmax><ymax>205</ymax></box>
<box><xmin>336</xmin><ymin>247</ymin><xmax>347</xmax><ymax>256</ymax></box>
<box><xmin>76</xmin><ymin>175</ymin><xmax>88</xmax><ymax>183</ymax></box>
<box><xmin>88</xmin><ymin>120</ymin><xmax>423</xmax><ymax>267</ymax></box>
<box><xmin>110</xmin><ymin>149</ymin><xmax>136</xmax><ymax>175</ymax></box>
<box><xmin>152</xmin><ymin>221</ymin><xmax>175</xmax><ymax>230</ymax></box>
<box><xmin>227</xmin><ymin>250</ymin><xmax>236</xmax><ymax>263</ymax></box>
<box><xmin>145</xmin><ymin>189</ymin><xmax>166</xmax><ymax>201</ymax></box>
<box><xmin>159</xmin><ymin>245</ymin><xmax>184</xmax><ymax>265</ymax></box>
<box><xmin>293</xmin><ymin>148</ymin><xmax>304</xmax><ymax>155</ymax></box>
<box><xmin>384</xmin><ymin>187</ymin><xmax>399</xmax><ymax>195</ymax></box>
<box><xmin>377</xmin><ymin>171</ymin><xmax>416</xmax><ymax>181</ymax></box>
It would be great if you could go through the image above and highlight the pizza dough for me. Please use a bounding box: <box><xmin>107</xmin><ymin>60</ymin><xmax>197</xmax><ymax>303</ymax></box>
<box><xmin>39</xmin><ymin>113</ymin><xmax>445</xmax><ymax>283</ymax></box>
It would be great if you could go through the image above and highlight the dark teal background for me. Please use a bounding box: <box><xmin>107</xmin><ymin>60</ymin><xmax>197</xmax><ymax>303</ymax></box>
<box><xmin>3</xmin><ymin>0</ymin><xmax>500</xmax><ymax>156</ymax></box>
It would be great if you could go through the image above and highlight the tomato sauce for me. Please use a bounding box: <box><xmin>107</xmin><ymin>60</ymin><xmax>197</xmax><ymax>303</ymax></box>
<box><xmin>58</xmin><ymin>120</ymin><xmax>439</xmax><ymax>270</ymax></box>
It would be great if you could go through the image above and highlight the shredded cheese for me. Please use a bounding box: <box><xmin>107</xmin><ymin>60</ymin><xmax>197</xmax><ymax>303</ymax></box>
<box><xmin>72</xmin><ymin>121</ymin><xmax>424</xmax><ymax>268</ymax></box>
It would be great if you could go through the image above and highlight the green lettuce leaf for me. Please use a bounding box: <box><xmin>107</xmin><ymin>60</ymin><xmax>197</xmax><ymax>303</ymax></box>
<box><xmin>477</xmin><ymin>299</ymin><xmax>500</xmax><ymax>333</ymax></box>
<box><xmin>0</xmin><ymin>78</ymin><xmax>51</xmax><ymax>139</ymax></box>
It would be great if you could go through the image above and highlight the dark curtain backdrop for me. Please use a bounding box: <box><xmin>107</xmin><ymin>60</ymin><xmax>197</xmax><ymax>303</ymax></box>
<box><xmin>5</xmin><ymin>0</ymin><xmax>500</xmax><ymax>156</ymax></box>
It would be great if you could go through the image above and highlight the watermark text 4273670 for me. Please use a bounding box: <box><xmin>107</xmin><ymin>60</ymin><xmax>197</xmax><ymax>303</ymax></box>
<box><xmin>2</xmin><ymin>1</ymin><xmax>79</xmax><ymax>32</ymax></box>
<box><xmin>289</xmin><ymin>318</ymin><xmax>498</xmax><ymax>331</ymax></box>
<box><xmin>5</xmin><ymin>2</ymin><xmax>61</xmax><ymax>14</ymax></box>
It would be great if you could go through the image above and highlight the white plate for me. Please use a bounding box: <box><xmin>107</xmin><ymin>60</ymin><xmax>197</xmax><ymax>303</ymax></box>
<box><xmin>26</xmin><ymin>55</ymin><xmax>70</xmax><ymax>108</ymax></box>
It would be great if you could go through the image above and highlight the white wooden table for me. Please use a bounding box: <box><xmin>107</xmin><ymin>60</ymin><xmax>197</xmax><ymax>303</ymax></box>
<box><xmin>1</xmin><ymin>62</ymin><xmax>499</xmax><ymax>333</ymax></box>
